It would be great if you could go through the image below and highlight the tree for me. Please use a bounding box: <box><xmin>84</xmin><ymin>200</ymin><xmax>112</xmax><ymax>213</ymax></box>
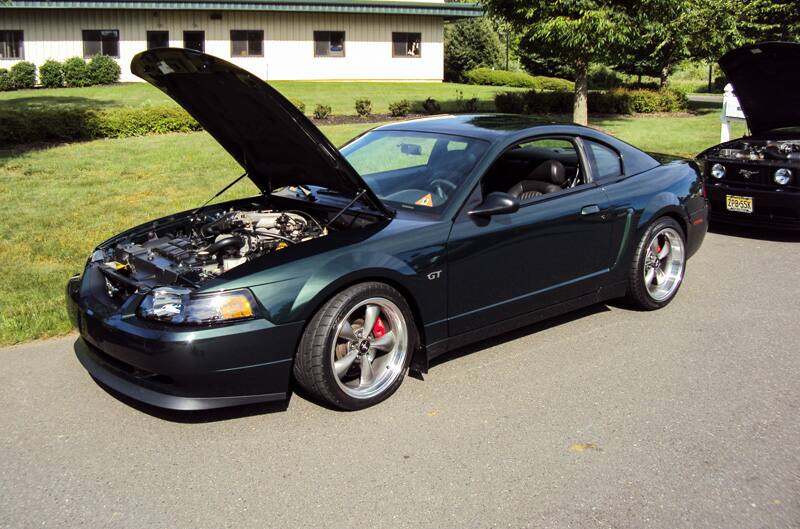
<box><xmin>482</xmin><ymin>1</ymin><xmax>638</xmax><ymax>125</ymax></box>
<box><xmin>612</xmin><ymin>0</ymin><xmax>747</xmax><ymax>87</ymax></box>
<box><xmin>740</xmin><ymin>0</ymin><xmax>800</xmax><ymax>42</ymax></box>
<box><xmin>444</xmin><ymin>18</ymin><xmax>503</xmax><ymax>82</ymax></box>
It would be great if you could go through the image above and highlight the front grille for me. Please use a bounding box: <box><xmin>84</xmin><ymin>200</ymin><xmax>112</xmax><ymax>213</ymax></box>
<box><xmin>707</xmin><ymin>159</ymin><xmax>799</xmax><ymax>191</ymax></box>
<box><xmin>725</xmin><ymin>165</ymin><xmax>771</xmax><ymax>186</ymax></box>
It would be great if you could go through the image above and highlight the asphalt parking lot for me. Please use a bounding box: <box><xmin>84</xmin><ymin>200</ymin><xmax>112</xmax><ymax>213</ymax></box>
<box><xmin>1</xmin><ymin>225</ymin><xmax>799</xmax><ymax>529</ymax></box>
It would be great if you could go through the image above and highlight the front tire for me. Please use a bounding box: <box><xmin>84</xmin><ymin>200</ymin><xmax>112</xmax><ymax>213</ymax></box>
<box><xmin>293</xmin><ymin>282</ymin><xmax>418</xmax><ymax>410</ymax></box>
<box><xmin>625</xmin><ymin>217</ymin><xmax>686</xmax><ymax>310</ymax></box>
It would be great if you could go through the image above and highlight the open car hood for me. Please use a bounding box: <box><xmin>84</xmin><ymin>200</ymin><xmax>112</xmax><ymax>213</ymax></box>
<box><xmin>718</xmin><ymin>42</ymin><xmax>800</xmax><ymax>135</ymax></box>
<box><xmin>131</xmin><ymin>48</ymin><xmax>389</xmax><ymax>215</ymax></box>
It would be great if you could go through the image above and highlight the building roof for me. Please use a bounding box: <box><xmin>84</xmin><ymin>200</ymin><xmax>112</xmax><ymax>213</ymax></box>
<box><xmin>3</xmin><ymin>0</ymin><xmax>483</xmax><ymax>18</ymax></box>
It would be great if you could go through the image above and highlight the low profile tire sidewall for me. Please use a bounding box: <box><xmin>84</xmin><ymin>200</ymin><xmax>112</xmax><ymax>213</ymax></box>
<box><xmin>299</xmin><ymin>283</ymin><xmax>417</xmax><ymax>411</ymax></box>
<box><xmin>630</xmin><ymin>217</ymin><xmax>686</xmax><ymax>310</ymax></box>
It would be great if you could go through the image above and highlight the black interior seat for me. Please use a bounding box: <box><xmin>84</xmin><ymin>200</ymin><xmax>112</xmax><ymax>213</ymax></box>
<box><xmin>507</xmin><ymin>160</ymin><xmax>566</xmax><ymax>201</ymax></box>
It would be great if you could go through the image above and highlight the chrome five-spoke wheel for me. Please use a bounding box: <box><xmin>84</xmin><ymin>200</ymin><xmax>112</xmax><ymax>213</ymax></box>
<box><xmin>331</xmin><ymin>298</ymin><xmax>408</xmax><ymax>400</ymax></box>
<box><xmin>643</xmin><ymin>226</ymin><xmax>685</xmax><ymax>302</ymax></box>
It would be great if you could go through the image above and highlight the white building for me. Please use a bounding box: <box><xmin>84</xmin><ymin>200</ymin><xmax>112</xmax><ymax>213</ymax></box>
<box><xmin>0</xmin><ymin>0</ymin><xmax>480</xmax><ymax>82</ymax></box>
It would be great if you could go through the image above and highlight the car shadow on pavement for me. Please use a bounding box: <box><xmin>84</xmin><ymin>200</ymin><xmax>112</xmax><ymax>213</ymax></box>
<box><xmin>428</xmin><ymin>303</ymin><xmax>611</xmax><ymax>370</ymax></box>
<box><xmin>709</xmin><ymin>223</ymin><xmax>800</xmax><ymax>242</ymax></box>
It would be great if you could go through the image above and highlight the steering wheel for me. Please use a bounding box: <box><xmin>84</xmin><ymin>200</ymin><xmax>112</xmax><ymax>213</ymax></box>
<box><xmin>430</xmin><ymin>178</ymin><xmax>457</xmax><ymax>200</ymax></box>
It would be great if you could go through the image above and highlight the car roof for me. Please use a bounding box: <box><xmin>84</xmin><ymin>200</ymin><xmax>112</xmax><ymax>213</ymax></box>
<box><xmin>373</xmin><ymin>114</ymin><xmax>593</xmax><ymax>143</ymax></box>
<box><xmin>373</xmin><ymin>114</ymin><xmax>663</xmax><ymax>176</ymax></box>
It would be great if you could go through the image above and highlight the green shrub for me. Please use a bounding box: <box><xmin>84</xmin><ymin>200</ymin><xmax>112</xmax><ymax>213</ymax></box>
<box><xmin>515</xmin><ymin>88</ymin><xmax>688</xmax><ymax>115</ymax></box>
<box><xmin>590</xmin><ymin>88</ymin><xmax>688</xmax><ymax>113</ymax></box>
<box><xmin>535</xmin><ymin>76</ymin><xmax>574</xmax><ymax>92</ymax></box>
<box><xmin>0</xmin><ymin>105</ymin><xmax>201</xmax><ymax>145</ymax></box>
<box><xmin>0</xmin><ymin>69</ymin><xmax>12</xmax><ymax>91</ymax></box>
<box><xmin>422</xmin><ymin>97</ymin><xmax>441</xmax><ymax>115</ymax></box>
<box><xmin>39</xmin><ymin>59</ymin><xmax>64</xmax><ymax>88</ymax></box>
<box><xmin>0</xmin><ymin>107</ymin><xmax>100</xmax><ymax>144</ymax></box>
<box><xmin>388</xmin><ymin>99</ymin><xmax>411</xmax><ymax>117</ymax></box>
<box><xmin>354</xmin><ymin>98</ymin><xmax>372</xmax><ymax>118</ymax></box>
<box><xmin>10</xmin><ymin>61</ymin><xmax>36</xmax><ymax>89</ymax></box>
<box><xmin>289</xmin><ymin>98</ymin><xmax>305</xmax><ymax>113</ymax></box>
<box><xmin>63</xmin><ymin>57</ymin><xmax>91</xmax><ymax>87</ymax></box>
<box><xmin>464</xmin><ymin>67</ymin><xmax>574</xmax><ymax>92</ymax></box>
<box><xmin>93</xmin><ymin>106</ymin><xmax>200</xmax><ymax>138</ymax></box>
<box><xmin>494</xmin><ymin>91</ymin><xmax>526</xmax><ymax>114</ymax></box>
<box><xmin>588</xmin><ymin>64</ymin><xmax>623</xmax><ymax>89</ymax></box>
<box><xmin>465</xmin><ymin>67</ymin><xmax>537</xmax><ymax>88</ymax></box>
<box><xmin>313</xmin><ymin>104</ymin><xmax>332</xmax><ymax>119</ymax></box>
<box><xmin>87</xmin><ymin>55</ymin><xmax>121</xmax><ymax>85</ymax></box>
<box><xmin>454</xmin><ymin>91</ymin><xmax>479</xmax><ymax>113</ymax></box>
<box><xmin>523</xmin><ymin>90</ymin><xmax>574</xmax><ymax>114</ymax></box>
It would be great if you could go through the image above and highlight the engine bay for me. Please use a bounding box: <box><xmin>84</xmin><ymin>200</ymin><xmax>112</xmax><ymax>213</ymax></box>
<box><xmin>709</xmin><ymin>139</ymin><xmax>800</xmax><ymax>162</ymax></box>
<box><xmin>94</xmin><ymin>206</ymin><xmax>328</xmax><ymax>296</ymax></box>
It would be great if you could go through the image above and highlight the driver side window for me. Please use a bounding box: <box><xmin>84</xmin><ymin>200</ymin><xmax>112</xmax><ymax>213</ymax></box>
<box><xmin>482</xmin><ymin>137</ymin><xmax>586</xmax><ymax>203</ymax></box>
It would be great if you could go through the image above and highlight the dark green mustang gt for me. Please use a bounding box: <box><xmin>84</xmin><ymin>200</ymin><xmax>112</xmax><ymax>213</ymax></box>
<box><xmin>67</xmin><ymin>49</ymin><xmax>708</xmax><ymax>411</ymax></box>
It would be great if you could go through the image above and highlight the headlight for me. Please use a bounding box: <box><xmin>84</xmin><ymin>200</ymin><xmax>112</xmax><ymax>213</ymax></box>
<box><xmin>774</xmin><ymin>168</ymin><xmax>792</xmax><ymax>186</ymax></box>
<box><xmin>138</xmin><ymin>287</ymin><xmax>258</xmax><ymax>325</ymax></box>
<box><xmin>711</xmin><ymin>163</ymin><xmax>726</xmax><ymax>179</ymax></box>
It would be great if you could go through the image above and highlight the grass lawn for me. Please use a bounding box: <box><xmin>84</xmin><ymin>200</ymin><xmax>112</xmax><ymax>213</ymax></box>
<box><xmin>0</xmin><ymin>81</ymin><xmax>519</xmax><ymax>115</ymax></box>
<box><xmin>0</xmin><ymin>103</ymin><xmax>745</xmax><ymax>346</ymax></box>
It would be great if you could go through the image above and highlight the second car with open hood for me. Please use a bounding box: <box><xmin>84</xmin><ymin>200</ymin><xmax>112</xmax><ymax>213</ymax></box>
<box><xmin>68</xmin><ymin>48</ymin><xmax>707</xmax><ymax>412</ymax></box>
<box><xmin>698</xmin><ymin>42</ymin><xmax>800</xmax><ymax>228</ymax></box>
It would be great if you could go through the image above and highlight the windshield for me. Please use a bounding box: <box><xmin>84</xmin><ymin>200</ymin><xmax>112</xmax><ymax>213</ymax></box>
<box><xmin>340</xmin><ymin>130</ymin><xmax>489</xmax><ymax>212</ymax></box>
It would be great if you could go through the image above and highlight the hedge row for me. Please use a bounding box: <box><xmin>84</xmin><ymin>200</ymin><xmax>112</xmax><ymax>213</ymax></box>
<box><xmin>494</xmin><ymin>88</ymin><xmax>688</xmax><ymax>115</ymax></box>
<box><xmin>464</xmin><ymin>67</ymin><xmax>574</xmax><ymax>92</ymax></box>
<box><xmin>0</xmin><ymin>56</ymin><xmax>120</xmax><ymax>91</ymax></box>
<box><xmin>0</xmin><ymin>105</ymin><xmax>201</xmax><ymax>144</ymax></box>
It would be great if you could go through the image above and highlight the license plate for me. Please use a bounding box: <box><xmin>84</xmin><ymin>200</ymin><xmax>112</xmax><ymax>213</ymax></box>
<box><xmin>726</xmin><ymin>195</ymin><xmax>753</xmax><ymax>213</ymax></box>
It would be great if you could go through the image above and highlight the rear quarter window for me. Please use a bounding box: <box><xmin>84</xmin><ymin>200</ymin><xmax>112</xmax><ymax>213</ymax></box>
<box><xmin>585</xmin><ymin>140</ymin><xmax>623</xmax><ymax>181</ymax></box>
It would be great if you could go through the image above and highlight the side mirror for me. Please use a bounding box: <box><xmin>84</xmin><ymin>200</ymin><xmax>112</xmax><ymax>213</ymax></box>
<box><xmin>468</xmin><ymin>192</ymin><xmax>520</xmax><ymax>217</ymax></box>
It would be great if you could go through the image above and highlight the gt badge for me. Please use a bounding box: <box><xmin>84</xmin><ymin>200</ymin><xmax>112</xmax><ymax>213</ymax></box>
<box><xmin>427</xmin><ymin>270</ymin><xmax>442</xmax><ymax>280</ymax></box>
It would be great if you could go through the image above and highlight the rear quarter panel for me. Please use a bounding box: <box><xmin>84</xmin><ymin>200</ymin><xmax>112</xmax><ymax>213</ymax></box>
<box><xmin>602</xmin><ymin>159</ymin><xmax>706</xmax><ymax>283</ymax></box>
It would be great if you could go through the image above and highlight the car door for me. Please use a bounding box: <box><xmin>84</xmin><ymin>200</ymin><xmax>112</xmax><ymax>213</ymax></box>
<box><xmin>445</xmin><ymin>137</ymin><xmax>615</xmax><ymax>337</ymax></box>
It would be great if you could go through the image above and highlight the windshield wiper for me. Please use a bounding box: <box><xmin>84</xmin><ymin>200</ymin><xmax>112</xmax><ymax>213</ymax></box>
<box><xmin>192</xmin><ymin>171</ymin><xmax>248</xmax><ymax>217</ymax></box>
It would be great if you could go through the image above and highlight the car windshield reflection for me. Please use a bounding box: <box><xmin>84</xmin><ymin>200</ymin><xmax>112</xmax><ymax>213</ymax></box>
<box><xmin>340</xmin><ymin>130</ymin><xmax>489</xmax><ymax>212</ymax></box>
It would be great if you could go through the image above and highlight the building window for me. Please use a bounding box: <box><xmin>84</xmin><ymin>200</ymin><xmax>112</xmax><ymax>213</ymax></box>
<box><xmin>0</xmin><ymin>30</ymin><xmax>24</xmax><ymax>60</ymax></box>
<box><xmin>231</xmin><ymin>30</ymin><xmax>263</xmax><ymax>57</ymax></box>
<box><xmin>314</xmin><ymin>31</ymin><xmax>345</xmax><ymax>57</ymax></box>
<box><xmin>183</xmin><ymin>31</ymin><xmax>205</xmax><ymax>52</ymax></box>
<box><xmin>392</xmin><ymin>32</ymin><xmax>421</xmax><ymax>58</ymax></box>
<box><xmin>147</xmin><ymin>31</ymin><xmax>169</xmax><ymax>50</ymax></box>
<box><xmin>82</xmin><ymin>30</ymin><xmax>119</xmax><ymax>58</ymax></box>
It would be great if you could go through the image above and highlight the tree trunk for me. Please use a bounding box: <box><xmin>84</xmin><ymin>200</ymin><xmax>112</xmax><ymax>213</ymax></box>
<box><xmin>659</xmin><ymin>64</ymin><xmax>670</xmax><ymax>89</ymax></box>
<box><xmin>573</xmin><ymin>61</ymin><xmax>588</xmax><ymax>126</ymax></box>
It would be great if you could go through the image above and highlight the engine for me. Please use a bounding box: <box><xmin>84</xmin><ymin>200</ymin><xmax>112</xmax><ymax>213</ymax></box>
<box><xmin>711</xmin><ymin>139</ymin><xmax>800</xmax><ymax>162</ymax></box>
<box><xmin>98</xmin><ymin>208</ymin><xmax>326</xmax><ymax>293</ymax></box>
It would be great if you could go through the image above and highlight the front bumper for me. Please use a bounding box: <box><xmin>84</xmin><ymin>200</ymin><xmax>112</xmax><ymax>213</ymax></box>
<box><xmin>706</xmin><ymin>181</ymin><xmax>800</xmax><ymax>229</ymax></box>
<box><xmin>67</xmin><ymin>272</ymin><xmax>304</xmax><ymax>411</ymax></box>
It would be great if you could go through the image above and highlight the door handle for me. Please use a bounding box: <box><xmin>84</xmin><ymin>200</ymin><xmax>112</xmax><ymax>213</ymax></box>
<box><xmin>581</xmin><ymin>205</ymin><xmax>601</xmax><ymax>216</ymax></box>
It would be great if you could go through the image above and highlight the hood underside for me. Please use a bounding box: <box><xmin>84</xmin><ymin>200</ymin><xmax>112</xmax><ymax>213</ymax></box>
<box><xmin>130</xmin><ymin>48</ymin><xmax>388</xmax><ymax>214</ymax></box>
<box><xmin>719</xmin><ymin>42</ymin><xmax>800</xmax><ymax>135</ymax></box>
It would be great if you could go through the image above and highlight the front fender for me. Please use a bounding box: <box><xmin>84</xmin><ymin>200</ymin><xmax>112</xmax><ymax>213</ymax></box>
<box><xmin>248</xmin><ymin>221</ymin><xmax>450</xmax><ymax>342</ymax></box>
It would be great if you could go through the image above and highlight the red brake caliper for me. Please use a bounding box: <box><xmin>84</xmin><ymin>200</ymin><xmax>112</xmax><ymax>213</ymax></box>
<box><xmin>373</xmin><ymin>317</ymin><xmax>386</xmax><ymax>338</ymax></box>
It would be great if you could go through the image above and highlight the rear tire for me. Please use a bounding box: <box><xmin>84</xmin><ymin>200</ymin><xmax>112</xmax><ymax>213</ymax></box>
<box><xmin>625</xmin><ymin>217</ymin><xmax>686</xmax><ymax>310</ymax></box>
<box><xmin>293</xmin><ymin>282</ymin><xmax>418</xmax><ymax>410</ymax></box>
